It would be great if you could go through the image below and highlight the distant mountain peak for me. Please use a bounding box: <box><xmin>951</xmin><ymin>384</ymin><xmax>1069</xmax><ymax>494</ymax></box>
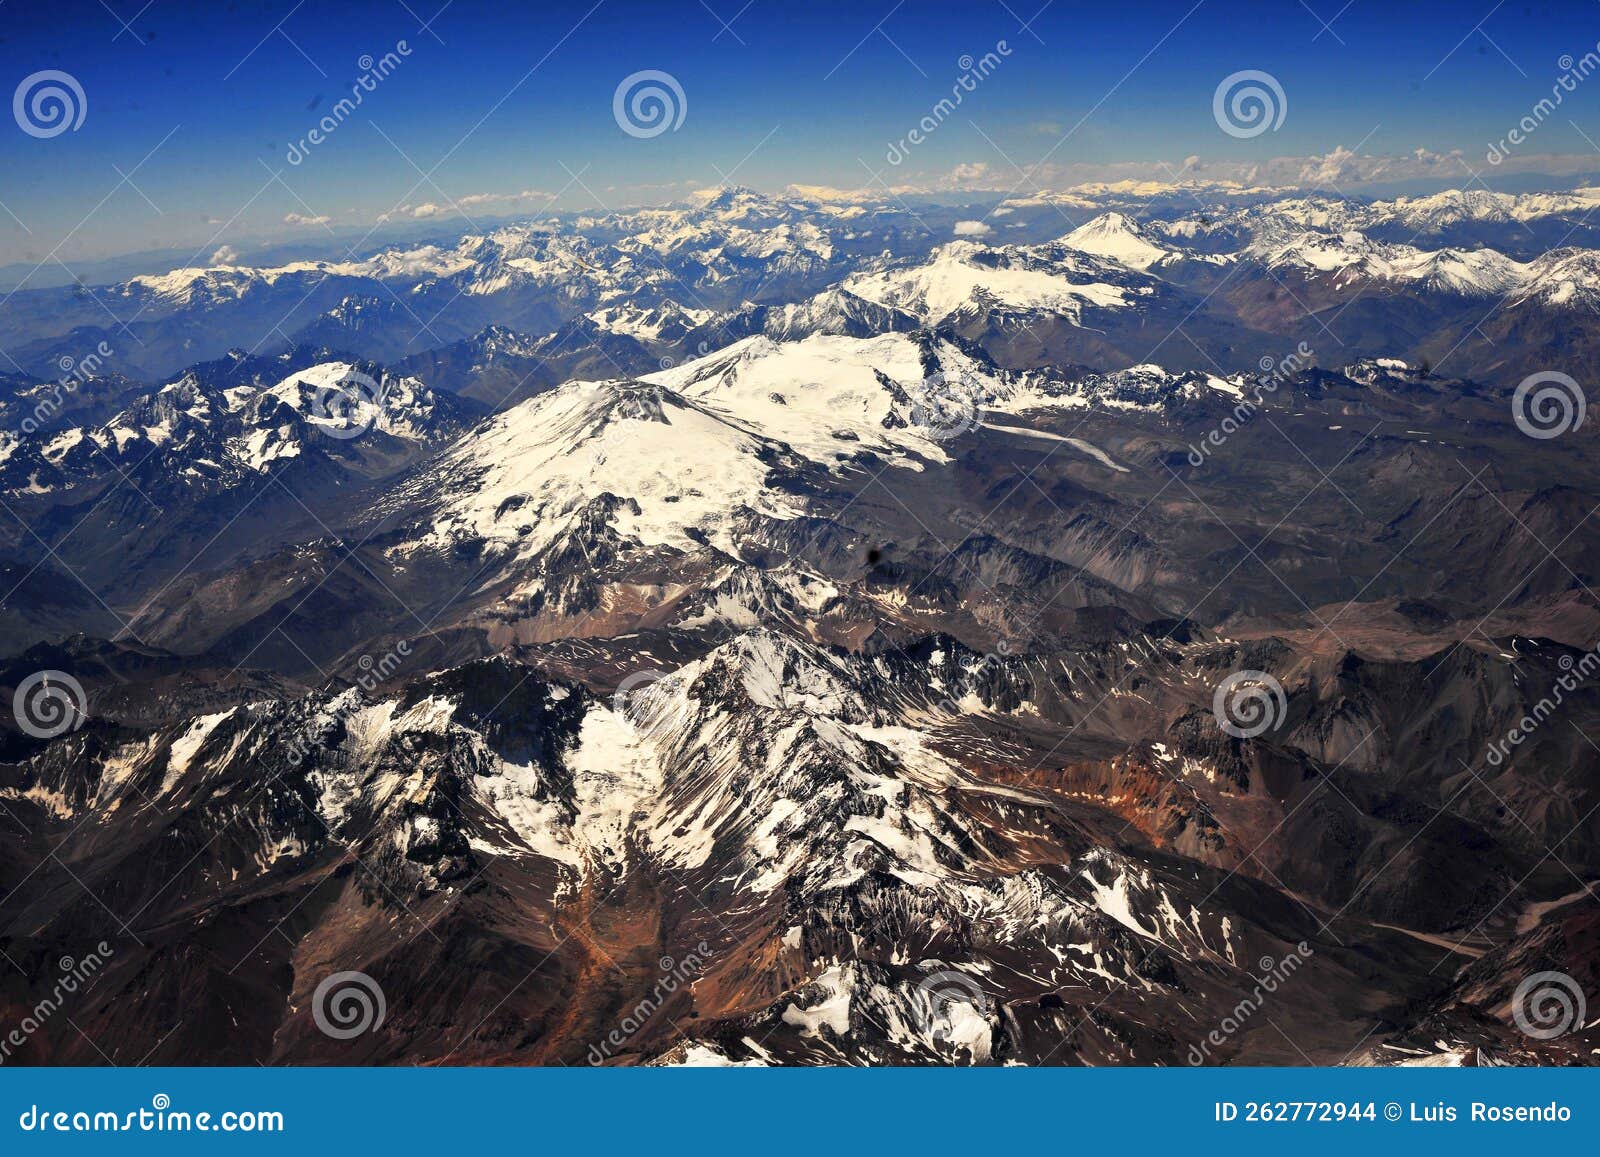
<box><xmin>1062</xmin><ymin>211</ymin><xmax>1171</xmax><ymax>269</ymax></box>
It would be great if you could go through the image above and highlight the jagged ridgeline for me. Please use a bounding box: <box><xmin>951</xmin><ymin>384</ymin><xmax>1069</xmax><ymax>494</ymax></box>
<box><xmin>1</xmin><ymin>185</ymin><xmax>1597</xmax><ymax>1065</ymax></box>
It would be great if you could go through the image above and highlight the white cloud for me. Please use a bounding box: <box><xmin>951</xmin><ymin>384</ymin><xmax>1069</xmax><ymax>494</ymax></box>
<box><xmin>456</xmin><ymin>189</ymin><xmax>554</xmax><ymax>209</ymax></box>
<box><xmin>952</xmin><ymin>220</ymin><xmax>991</xmax><ymax>236</ymax></box>
<box><xmin>855</xmin><ymin>148</ymin><xmax>1600</xmax><ymax>201</ymax></box>
<box><xmin>209</xmin><ymin>245</ymin><xmax>241</xmax><ymax>265</ymax></box>
<box><xmin>284</xmin><ymin>212</ymin><xmax>331</xmax><ymax>226</ymax></box>
<box><xmin>408</xmin><ymin>202</ymin><xmax>442</xmax><ymax>219</ymax></box>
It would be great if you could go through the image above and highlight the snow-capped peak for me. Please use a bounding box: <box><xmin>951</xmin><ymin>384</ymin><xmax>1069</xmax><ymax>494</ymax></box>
<box><xmin>844</xmin><ymin>240</ymin><xmax>1141</xmax><ymax>325</ymax></box>
<box><xmin>1062</xmin><ymin>212</ymin><xmax>1171</xmax><ymax>270</ymax></box>
<box><xmin>1513</xmin><ymin>247</ymin><xmax>1600</xmax><ymax>308</ymax></box>
<box><xmin>389</xmin><ymin>374</ymin><xmax>804</xmax><ymax>563</ymax></box>
<box><xmin>387</xmin><ymin>332</ymin><xmax>1040</xmax><ymax>572</ymax></box>
<box><xmin>1250</xmin><ymin>230</ymin><xmax>1526</xmax><ymax>296</ymax></box>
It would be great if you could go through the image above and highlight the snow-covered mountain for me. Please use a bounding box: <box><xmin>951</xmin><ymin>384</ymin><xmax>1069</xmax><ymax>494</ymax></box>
<box><xmin>5</xmin><ymin>182</ymin><xmax>1600</xmax><ymax>1069</ymax></box>
<box><xmin>379</xmin><ymin>331</ymin><xmax>1056</xmax><ymax>584</ymax></box>
<box><xmin>12</xmin><ymin>592</ymin><xmax>1597</xmax><ymax>1065</ymax></box>
<box><xmin>9</xmin><ymin>184</ymin><xmax>1600</xmax><ymax>392</ymax></box>
<box><xmin>844</xmin><ymin>239</ymin><xmax>1150</xmax><ymax>326</ymax></box>
<box><xmin>1511</xmin><ymin>247</ymin><xmax>1600</xmax><ymax>308</ymax></box>
<box><xmin>0</xmin><ymin>350</ymin><xmax>479</xmax><ymax>605</ymax></box>
<box><xmin>1062</xmin><ymin>212</ymin><xmax>1180</xmax><ymax>269</ymax></box>
<box><xmin>0</xmin><ymin>356</ymin><xmax>469</xmax><ymax>500</ymax></box>
<box><xmin>1164</xmin><ymin>187</ymin><xmax>1600</xmax><ymax>244</ymax></box>
<box><xmin>1246</xmin><ymin>229</ymin><xmax>1528</xmax><ymax>296</ymax></box>
<box><xmin>0</xmin><ymin>624</ymin><xmax>1442</xmax><ymax>1061</ymax></box>
<box><xmin>0</xmin><ymin>187</ymin><xmax>952</xmax><ymax>380</ymax></box>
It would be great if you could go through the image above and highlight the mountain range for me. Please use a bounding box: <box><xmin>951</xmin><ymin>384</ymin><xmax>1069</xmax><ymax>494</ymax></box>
<box><xmin>0</xmin><ymin>182</ymin><xmax>1596</xmax><ymax>1067</ymax></box>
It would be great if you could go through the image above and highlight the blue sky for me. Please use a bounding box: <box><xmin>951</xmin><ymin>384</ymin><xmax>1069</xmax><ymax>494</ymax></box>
<box><xmin>3</xmin><ymin>0</ymin><xmax>1600</xmax><ymax>267</ymax></box>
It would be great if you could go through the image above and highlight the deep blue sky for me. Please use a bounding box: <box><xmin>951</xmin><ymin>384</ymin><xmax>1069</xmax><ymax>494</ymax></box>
<box><xmin>2</xmin><ymin>0</ymin><xmax>1599</xmax><ymax>267</ymax></box>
